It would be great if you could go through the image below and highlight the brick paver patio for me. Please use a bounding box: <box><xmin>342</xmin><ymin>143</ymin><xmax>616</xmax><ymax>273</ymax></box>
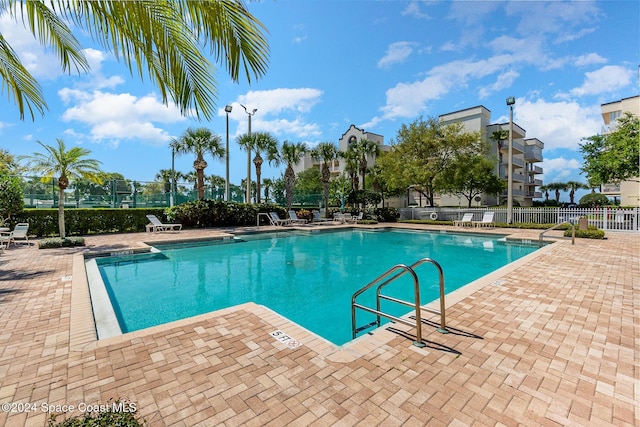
<box><xmin>0</xmin><ymin>224</ymin><xmax>637</xmax><ymax>426</ymax></box>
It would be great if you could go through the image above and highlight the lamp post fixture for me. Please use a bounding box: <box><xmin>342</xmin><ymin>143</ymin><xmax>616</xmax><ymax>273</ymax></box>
<box><xmin>240</xmin><ymin>104</ymin><xmax>257</xmax><ymax>204</ymax></box>
<box><xmin>506</xmin><ymin>96</ymin><xmax>515</xmax><ymax>224</ymax></box>
<box><xmin>224</xmin><ymin>104</ymin><xmax>233</xmax><ymax>202</ymax></box>
<box><xmin>170</xmin><ymin>144</ymin><xmax>175</xmax><ymax>207</ymax></box>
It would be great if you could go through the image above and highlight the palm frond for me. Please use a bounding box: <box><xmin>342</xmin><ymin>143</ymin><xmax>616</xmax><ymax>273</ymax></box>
<box><xmin>0</xmin><ymin>35</ymin><xmax>47</xmax><ymax>120</ymax></box>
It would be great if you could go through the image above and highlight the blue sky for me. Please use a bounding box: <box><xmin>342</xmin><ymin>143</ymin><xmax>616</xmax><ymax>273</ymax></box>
<box><xmin>0</xmin><ymin>0</ymin><xmax>638</xmax><ymax>202</ymax></box>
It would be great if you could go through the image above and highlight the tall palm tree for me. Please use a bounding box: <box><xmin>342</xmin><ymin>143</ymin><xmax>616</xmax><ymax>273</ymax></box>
<box><xmin>1</xmin><ymin>1</ymin><xmax>269</xmax><ymax>121</ymax></box>
<box><xmin>281</xmin><ymin>141</ymin><xmax>307</xmax><ymax>211</ymax></box>
<box><xmin>20</xmin><ymin>139</ymin><xmax>102</xmax><ymax>237</ymax></box>
<box><xmin>207</xmin><ymin>174</ymin><xmax>226</xmax><ymax>199</ymax></box>
<box><xmin>491</xmin><ymin>130</ymin><xmax>509</xmax><ymax>166</ymax></box>
<box><xmin>237</xmin><ymin>131</ymin><xmax>280</xmax><ymax>203</ymax></box>
<box><xmin>172</xmin><ymin>127</ymin><xmax>225</xmax><ymax>201</ymax></box>
<box><xmin>354</xmin><ymin>138</ymin><xmax>380</xmax><ymax>190</ymax></box>
<box><xmin>539</xmin><ymin>184</ymin><xmax>550</xmax><ymax>202</ymax></box>
<box><xmin>311</xmin><ymin>142</ymin><xmax>338</xmax><ymax>214</ymax></box>
<box><xmin>565</xmin><ymin>181</ymin><xmax>588</xmax><ymax>204</ymax></box>
<box><xmin>341</xmin><ymin>147</ymin><xmax>360</xmax><ymax>191</ymax></box>
<box><xmin>546</xmin><ymin>182</ymin><xmax>567</xmax><ymax>203</ymax></box>
<box><xmin>262</xmin><ymin>178</ymin><xmax>274</xmax><ymax>203</ymax></box>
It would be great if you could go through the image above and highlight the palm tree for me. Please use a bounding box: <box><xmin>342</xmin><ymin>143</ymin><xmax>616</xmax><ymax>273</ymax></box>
<box><xmin>281</xmin><ymin>141</ymin><xmax>307</xmax><ymax>211</ymax></box>
<box><xmin>565</xmin><ymin>181</ymin><xmax>588</xmax><ymax>204</ymax></box>
<box><xmin>20</xmin><ymin>139</ymin><xmax>102</xmax><ymax>237</ymax></box>
<box><xmin>491</xmin><ymin>130</ymin><xmax>509</xmax><ymax>165</ymax></box>
<box><xmin>311</xmin><ymin>142</ymin><xmax>338</xmax><ymax>215</ymax></box>
<box><xmin>1</xmin><ymin>1</ymin><xmax>269</xmax><ymax>121</ymax></box>
<box><xmin>546</xmin><ymin>182</ymin><xmax>567</xmax><ymax>203</ymax></box>
<box><xmin>262</xmin><ymin>178</ymin><xmax>274</xmax><ymax>203</ymax></box>
<box><xmin>237</xmin><ymin>132</ymin><xmax>280</xmax><ymax>203</ymax></box>
<box><xmin>340</xmin><ymin>147</ymin><xmax>360</xmax><ymax>191</ymax></box>
<box><xmin>538</xmin><ymin>184</ymin><xmax>550</xmax><ymax>202</ymax></box>
<box><xmin>354</xmin><ymin>139</ymin><xmax>380</xmax><ymax>190</ymax></box>
<box><xmin>172</xmin><ymin>127</ymin><xmax>225</xmax><ymax>201</ymax></box>
<box><xmin>207</xmin><ymin>174</ymin><xmax>226</xmax><ymax>199</ymax></box>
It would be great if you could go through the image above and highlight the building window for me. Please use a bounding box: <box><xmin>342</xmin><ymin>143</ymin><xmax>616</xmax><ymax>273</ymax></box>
<box><xmin>609</xmin><ymin>110</ymin><xmax>621</xmax><ymax>123</ymax></box>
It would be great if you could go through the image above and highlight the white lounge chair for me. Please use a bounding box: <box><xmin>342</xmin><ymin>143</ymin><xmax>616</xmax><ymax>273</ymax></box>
<box><xmin>453</xmin><ymin>213</ymin><xmax>474</xmax><ymax>227</ymax></box>
<box><xmin>145</xmin><ymin>215</ymin><xmax>182</xmax><ymax>232</ymax></box>
<box><xmin>312</xmin><ymin>210</ymin><xmax>334</xmax><ymax>224</ymax></box>
<box><xmin>0</xmin><ymin>223</ymin><xmax>30</xmax><ymax>246</ymax></box>
<box><xmin>288</xmin><ymin>210</ymin><xmax>308</xmax><ymax>224</ymax></box>
<box><xmin>344</xmin><ymin>212</ymin><xmax>363</xmax><ymax>223</ymax></box>
<box><xmin>268</xmin><ymin>212</ymin><xmax>292</xmax><ymax>226</ymax></box>
<box><xmin>473</xmin><ymin>211</ymin><xmax>495</xmax><ymax>228</ymax></box>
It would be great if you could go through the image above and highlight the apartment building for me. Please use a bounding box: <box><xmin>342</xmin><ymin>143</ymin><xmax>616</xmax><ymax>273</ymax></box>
<box><xmin>438</xmin><ymin>105</ymin><xmax>544</xmax><ymax>207</ymax></box>
<box><xmin>599</xmin><ymin>95</ymin><xmax>640</xmax><ymax>207</ymax></box>
<box><xmin>293</xmin><ymin>124</ymin><xmax>390</xmax><ymax>182</ymax></box>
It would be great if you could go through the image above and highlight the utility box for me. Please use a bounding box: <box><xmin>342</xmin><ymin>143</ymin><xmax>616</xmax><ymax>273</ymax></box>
<box><xmin>578</xmin><ymin>217</ymin><xmax>588</xmax><ymax>230</ymax></box>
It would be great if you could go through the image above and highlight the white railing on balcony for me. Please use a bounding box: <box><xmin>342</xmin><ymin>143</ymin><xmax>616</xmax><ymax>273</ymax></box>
<box><xmin>398</xmin><ymin>207</ymin><xmax>639</xmax><ymax>232</ymax></box>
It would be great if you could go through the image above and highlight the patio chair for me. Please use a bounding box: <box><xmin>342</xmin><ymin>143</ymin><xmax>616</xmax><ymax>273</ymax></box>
<box><xmin>344</xmin><ymin>212</ymin><xmax>363</xmax><ymax>223</ymax></box>
<box><xmin>288</xmin><ymin>210</ymin><xmax>308</xmax><ymax>224</ymax></box>
<box><xmin>0</xmin><ymin>223</ymin><xmax>30</xmax><ymax>246</ymax></box>
<box><xmin>311</xmin><ymin>210</ymin><xmax>335</xmax><ymax>224</ymax></box>
<box><xmin>145</xmin><ymin>215</ymin><xmax>182</xmax><ymax>232</ymax></box>
<box><xmin>453</xmin><ymin>213</ymin><xmax>474</xmax><ymax>227</ymax></box>
<box><xmin>472</xmin><ymin>211</ymin><xmax>495</xmax><ymax>228</ymax></box>
<box><xmin>268</xmin><ymin>212</ymin><xmax>292</xmax><ymax>226</ymax></box>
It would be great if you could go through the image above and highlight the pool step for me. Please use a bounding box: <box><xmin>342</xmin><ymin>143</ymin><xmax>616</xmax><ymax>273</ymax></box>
<box><xmin>354</xmin><ymin>321</ymin><xmax>379</xmax><ymax>335</ymax></box>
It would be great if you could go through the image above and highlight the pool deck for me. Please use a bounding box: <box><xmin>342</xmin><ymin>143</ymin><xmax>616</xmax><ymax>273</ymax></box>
<box><xmin>0</xmin><ymin>224</ymin><xmax>637</xmax><ymax>426</ymax></box>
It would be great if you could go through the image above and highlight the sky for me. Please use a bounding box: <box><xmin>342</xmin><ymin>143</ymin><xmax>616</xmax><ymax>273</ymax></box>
<box><xmin>0</xmin><ymin>0</ymin><xmax>638</xmax><ymax>203</ymax></box>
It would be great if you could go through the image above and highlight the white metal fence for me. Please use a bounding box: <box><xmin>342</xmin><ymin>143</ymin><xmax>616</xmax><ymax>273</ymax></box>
<box><xmin>398</xmin><ymin>207</ymin><xmax>640</xmax><ymax>232</ymax></box>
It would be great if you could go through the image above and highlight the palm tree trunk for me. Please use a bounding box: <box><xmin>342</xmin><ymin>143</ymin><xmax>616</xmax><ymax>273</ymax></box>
<box><xmin>254</xmin><ymin>155</ymin><xmax>263</xmax><ymax>204</ymax></box>
<box><xmin>58</xmin><ymin>187</ymin><xmax>66</xmax><ymax>238</ymax></box>
<box><xmin>285</xmin><ymin>166</ymin><xmax>295</xmax><ymax>211</ymax></box>
<box><xmin>322</xmin><ymin>164</ymin><xmax>330</xmax><ymax>215</ymax></box>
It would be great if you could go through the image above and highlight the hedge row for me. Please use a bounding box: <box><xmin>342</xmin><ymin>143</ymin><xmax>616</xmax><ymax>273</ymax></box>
<box><xmin>13</xmin><ymin>208</ymin><xmax>167</xmax><ymax>237</ymax></box>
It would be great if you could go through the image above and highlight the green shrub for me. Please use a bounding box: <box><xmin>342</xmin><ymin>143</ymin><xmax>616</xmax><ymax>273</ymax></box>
<box><xmin>38</xmin><ymin>237</ymin><xmax>85</xmax><ymax>249</ymax></box>
<box><xmin>373</xmin><ymin>207</ymin><xmax>399</xmax><ymax>222</ymax></box>
<box><xmin>47</xmin><ymin>400</ymin><xmax>143</xmax><ymax>426</ymax></box>
<box><xmin>0</xmin><ymin>171</ymin><xmax>24</xmax><ymax>222</ymax></box>
<box><xmin>564</xmin><ymin>227</ymin><xmax>605</xmax><ymax>239</ymax></box>
<box><xmin>166</xmin><ymin>200</ymin><xmax>286</xmax><ymax>227</ymax></box>
<box><xmin>579</xmin><ymin>193</ymin><xmax>610</xmax><ymax>208</ymax></box>
<box><xmin>15</xmin><ymin>208</ymin><xmax>165</xmax><ymax>237</ymax></box>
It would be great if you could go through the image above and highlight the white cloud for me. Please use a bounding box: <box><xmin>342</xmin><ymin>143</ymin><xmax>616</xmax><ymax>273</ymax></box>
<box><xmin>542</xmin><ymin>157</ymin><xmax>582</xmax><ymax>182</ymax></box>
<box><xmin>0</xmin><ymin>14</ymin><xmax>64</xmax><ymax>80</ymax></box>
<box><xmin>226</xmin><ymin>88</ymin><xmax>324</xmax><ymax>139</ymax></box>
<box><xmin>59</xmin><ymin>90</ymin><xmax>186</xmax><ymax>144</ymax></box>
<box><xmin>569</xmin><ymin>65</ymin><xmax>634</xmax><ymax>97</ymax></box>
<box><xmin>401</xmin><ymin>1</ymin><xmax>430</xmax><ymax>19</ymax></box>
<box><xmin>478</xmin><ymin>70</ymin><xmax>520</xmax><ymax>99</ymax></box>
<box><xmin>574</xmin><ymin>53</ymin><xmax>607</xmax><ymax>67</ymax></box>
<box><xmin>514</xmin><ymin>98</ymin><xmax>601</xmax><ymax>151</ymax></box>
<box><xmin>377</xmin><ymin>42</ymin><xmax>417</xmax><ymax>69</ymax></box>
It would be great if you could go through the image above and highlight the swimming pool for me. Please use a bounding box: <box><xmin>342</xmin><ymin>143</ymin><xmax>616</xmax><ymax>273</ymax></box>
<box><xmin>92</xmin><ymin>229</ymin><xmax>540</xmax><ymax>345</ymax></box>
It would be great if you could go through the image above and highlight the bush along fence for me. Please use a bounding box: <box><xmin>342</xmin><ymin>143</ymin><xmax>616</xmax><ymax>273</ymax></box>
<box><xmin>399</xmin><ymin>207</ymin><xmax>640</xmax><ymax>232</ymax></box>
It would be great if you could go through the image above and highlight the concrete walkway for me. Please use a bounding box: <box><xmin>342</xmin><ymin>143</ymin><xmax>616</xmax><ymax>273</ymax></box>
<box><xmin>0</xmin><ymin>225</ymin><xmax>637</xmax><ymax>426</ymax></box>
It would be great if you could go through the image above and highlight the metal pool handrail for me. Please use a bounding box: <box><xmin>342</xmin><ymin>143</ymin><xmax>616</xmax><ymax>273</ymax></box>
<box><xmin>539</xmin><ymin>220</ymin><xmax>575</xmax><ymax>247</ymax></box>
<box><xmin>351</xmin><ymin>257</ymin><xmax>447</xmax><ymax>348</ymax></box>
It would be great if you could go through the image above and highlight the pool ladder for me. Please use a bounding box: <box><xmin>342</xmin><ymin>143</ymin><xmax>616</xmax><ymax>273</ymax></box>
<box><xmin>351</xmin><ymin>258</ymin><xmax>448</xmax><ymax>348</ymax></box>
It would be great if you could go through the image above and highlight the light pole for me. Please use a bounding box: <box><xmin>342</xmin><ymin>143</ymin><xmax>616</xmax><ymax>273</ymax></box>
<box><xmin>170</xmin><ymin>144</ymin><xmax>175</xmax><ymax>207</ymax></box>
<box><xmin>506</xmin><ymin>96</ymin><xmax>515</xmax><ymax>224</ymax></box>
<box><xmin>241</xmin><ymin>104</ymin><xmax>257</xmax><ymax>203</ymax></box>
<box><xmin>224</xmin><ymin>104</ymin><xmax>233</xmax><ymax>202</ymax></box>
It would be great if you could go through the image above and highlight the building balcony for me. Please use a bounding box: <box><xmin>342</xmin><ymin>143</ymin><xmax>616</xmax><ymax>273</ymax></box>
<box><xmin>524</xmin><ymin>145</ymin><xmax>543</xmax><ymax>162</ymax></box>
<box><xmin>526</xmin><ymin>165</ymin><xmax>543</xmax><ymax>174</ymax></box>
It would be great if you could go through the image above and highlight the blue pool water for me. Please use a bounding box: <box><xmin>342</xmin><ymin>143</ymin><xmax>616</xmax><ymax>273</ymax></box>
<box><xmin>96</xmin><ymin>229</ymin><xmax>539</xmax><ymax>345</ymax></box>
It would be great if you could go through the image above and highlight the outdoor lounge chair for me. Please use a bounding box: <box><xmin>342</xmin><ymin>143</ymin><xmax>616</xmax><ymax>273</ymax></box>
<box><xmin>268</xmin><ymin>212</ymin><xmax>292</xmax><ymax>226</ymax></box>
<box><xmin>453</xmin><ymin>213</ymin><xmax>474</xmax><ymax>227</ymax></box>
<box><xmin>472</xmin><ymin>211</ymin><xmax>495</xmax><ymax>228</ymax></box>
<box><xmin>0</xmin><ymin>223</ymin><xmax>30</xmax><ymax>246</ymax></box>
<box><xmin>344</xmin><ymin>212</ymin><xmax>363</xmax><ymax>223</ymax></box>
<box><xmin>288</xmin><ymin>210</ymin><xmax>308</xmax><ymax>224</ymax></box>
<box><xmin>145</xmin><ymin>215</ymin><xmax>182</xmax><ymax>232</ymax></box>
<box><xmin>312</xmin><ymin>210</ymin><xmax>335</xmax><ymax>224</ymax></box>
